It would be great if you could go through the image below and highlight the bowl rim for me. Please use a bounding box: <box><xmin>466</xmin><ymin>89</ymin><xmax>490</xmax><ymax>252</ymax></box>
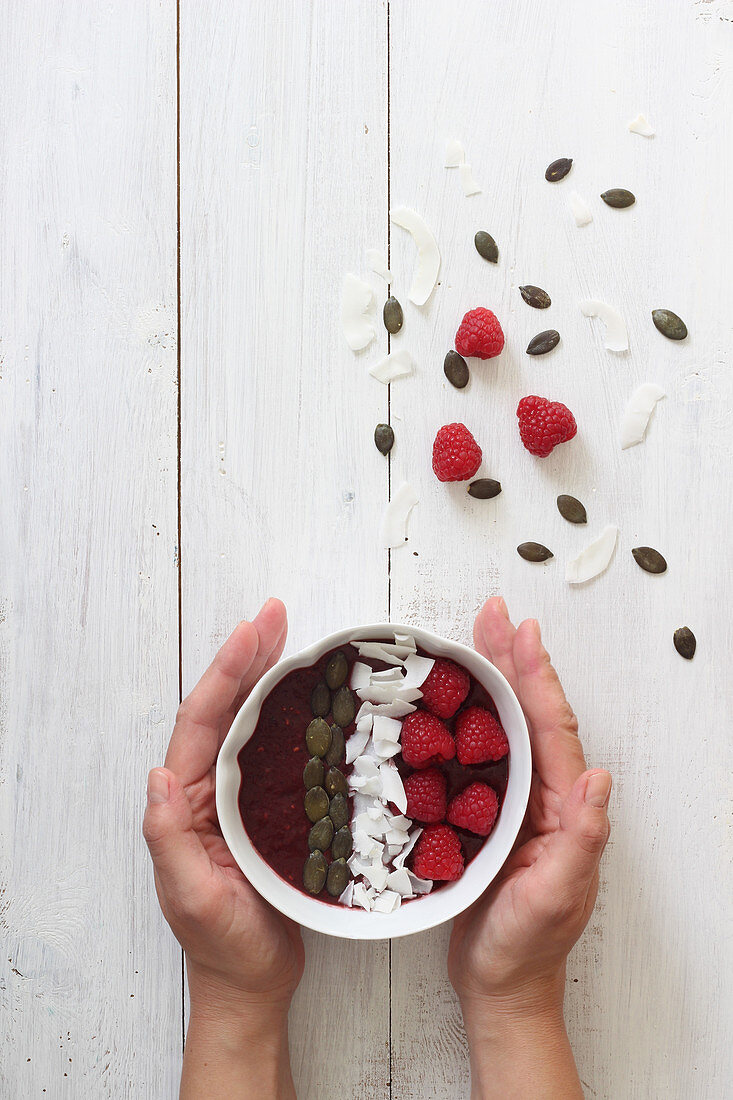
<box><xmin>216</xmin><ymin>623</ymin><xmax>531</xmax><ymax>940</ymax></box>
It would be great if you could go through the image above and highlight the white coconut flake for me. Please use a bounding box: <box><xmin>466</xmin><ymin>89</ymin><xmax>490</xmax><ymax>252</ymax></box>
<box><xmin>362</xmin><ymin>863</ymin><xmax>389</xmax><ymax>892</ymax></box>
<box><xmin>352</xmin><ymin>882</ymin><xmax>374</xmax><ymax>911</ymax></box>
<box><xmin>402</xmin><ymin>653</ymin><xmax>435</xmax><ymax>689</ymax></box>
<box><xmin>393</xmin><ymin>827</ymin><xmax>422</xmax><ymax>869</ymax></box>
<box><xmin>370</xmin><ymin>667</ymin><xmax>404</xmax><ymax>683</ymax></box>
<box><xmin>341</xmin><ymin>273</ymin><xmax>376</xmax><ymax>351</ymax></box>
<box><xmin>386</xmin><ymin>868</ymin><xmax>414</xmax><ymax>896</ymax></box>
<box><xmin>356</xmin><ymin>699</ymin><xmax>417</xmax><ymax>720</ymax></box>
<box><xmin>379</xmin><ymin>761</ymin><xmax>407</xmax><ymax>813</ymax></box>
<box><xmin>569</xmin><ymin>191</ymin><xmax>593</xmax><ymax>227</ymax></box>
<box><xmin>407</xmin><ymin>871</ymin><xmax>433</xmax><ymax>895</ymax></box>
<box><xmin>393</xmin><ymin>634</ymin><xmax>416</xmax><ymax>651</ymax></box>
<box><xmin>390</xmin><ymin>206</ymin><xmax>441</xmax><ymax>306</ymax></box>
<box><xmin>369</xmin><ymin>348</ymin><xmax>413</xmax><ymax>385</ymax></box>
<box><xmin>444</xmin><ymin>139</ymin><xmax>465</xmax><ymax>167</ymax></box>
<box><xmin>373</xmin><ymin>740</ymin><xmax>401</xmax><ymax>760</ymax></box>
<box><xmin>566</xmin><ymin>525</ymin><xmax>619</xmax><ymax>585</ymax></box>
<box><xmin>355</xmin><ymin>640</ymin><xmax>415</xmax><ymax>660</ymax></box>
<box><xmin>620</xmin><ymin>383</ymin><xmax>666</xmax><ymax>449</ymax></box>
<box><xmin>628</xmin><ymin>113</ymin><xmax>655</xmax><ymax>137</ymax></box>
<box><xmin>580</xmin><ymin>299</ymin><xmax>629</xmax><ymax>353</ymax></box>
<box><xmin>459</xmin><ymin>162</ymin><xmax>482</xmax><ymax>196</ymax></box>
<box><xmin>349</xmin><ymin>661</ymin><xmax>372</xmax><ymax>690</ymax></box>
<box><xmin>373</xmin><ymin>889</ymin><xmax>401</xmax><ymax>913</ymax></box>
<box><xmin>345</xmin><ymin>724</ymin><xmax>371</xmax><ymax>765</ymax></box>
<box><xmin>372</xmin><ymin>716</ymin><xmax>402</xmax><ymax>743</ymax></box>
<box><xmin>366</xmin><ymin>247</ymin><xmax>392</xmax><ymax>282</ymax></box>
<box><xmin>380</xmin><ymin>481</ymin><xmax>419</xmax><ymax>550</ymax></box>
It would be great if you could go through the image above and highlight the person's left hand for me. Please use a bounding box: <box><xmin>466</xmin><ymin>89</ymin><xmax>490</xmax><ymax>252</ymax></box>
<box><xmin>143</xmin><ymin>598</ymin><xmax>304</xmax><ymax>1016</ymax></box>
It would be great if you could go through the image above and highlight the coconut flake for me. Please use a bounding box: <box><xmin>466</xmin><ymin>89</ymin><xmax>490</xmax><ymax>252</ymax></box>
<box><xmin>369</xmin><ymin>348</ymin><xmax>413</xmax><ymax>385</ymax></box>
<box><xmin>366</xmin><ymin>247</ymin><xmax>392</xmax><ymax>282</ymax></box>
<box><xmin>390</xmin><ymin>206</ymin><xmax>441</xmax><ymax>306</ymax></box>
<box><xmin>459</xmin><ymin>162</ymin><xmax>482</xmax><ymax>196</ymax></box>
<box><xmin>566</xmin><ymin>525</ymin><xmax>619</xmax><ymax>585</ymax></box>
<box><xmin>393</xmin><ymin>634</ymin><xmax>416</xmax><ymax>651</ymax></box>
<box><xmin>379</xmin><ymin>761</ymin><xmax>407</xmax><ymax>813</ymax></box>
<box><xmin>345</xmin><ymin>724</ymin><xmax>371</xmax><ymax>765</ymax></box>
<box><xmin>628</xmin><ymin>113</ymin><xmax>655</xmax><ymax>137</ymax></box>
<box><xmin>370</xmin><ymin>667</ymin><xmax>404</xmax><ymax>683</ymax></box>
<box><xmin>620</xmin><ymin>383</ymin><xmax>666</xmax><ymax>449</ymax></box>
<box><xmin>341</xmin><ymin>273</ymin><xmax>376</xmax><ymax>351</ymax></box>
<box><xmin>352</xmin><ymin>881</ymin><xmax>374</xmax><ymax>911</ymax></box>
<box><xmin>402</xmin><ymin>653</ymin><xmax>435</xmax><ymax>689</ymax></box>
<box><xmin>355</xmin><ymin>640</ymin><xmax>415</xmax><ymax>660</ymax></box>
<box><xmin>338</xmin><ymin>880</ymin><xmax>354</xmax><ymax>907</ymax></box>
<box><xmin>393</xmin><ymin>827</ymin><xmax>422</xmax><ymax>869</ymax></box>
<box><xmin>380</xmin><ymin>481</ymin><xmax>419</xmax><ymax>550</ymax></box>
<box><xmin>349</xmin><ymin>661</ymin><xmax>372</xmax><ymax>690</ymax></box>
<box><xmin>362</xmin><ymin>862</ymin><xmax>389</xmax><ymax>892</ymax></box>
<box><xmin>569</xmin><ymin>191</ymin><xmax>593</xmax><ymax>227</ymax></box>
<box><xmin>373</xmin><ymin>889</ymin><xmax>401</xmax><ymax>913</ymax></box>
<box><xmin>444</xmin><ymin>139</ymin><xmax>466</xmax><ymax>167</ymax></box>
<box><xmin>406</xmin><ymin>871</ymin><xmax>433</xmax><ymax>895</ymax></box>
<box><xmin>373</xmin><ymin>740</ymin><xmax>401</xmax><ymax>760</ymax></box>
<box><xmin>386</xmin><ymin>868</ymin><xmax>414</xmax><ymax>896</ymax></box>
<box><xmin>580</xmin><ymin>299</ymin><xmax>629</xmax><ymax>353</ymax></box>
<box><xmin>356</xmin><ymin>699</ymin><xmax>417</xmax><ymax>720</ymax></box>
<box><xmin>372</xmin><ymin>716</ymin><xmax>402</xmax><ymax>743</ymax></box>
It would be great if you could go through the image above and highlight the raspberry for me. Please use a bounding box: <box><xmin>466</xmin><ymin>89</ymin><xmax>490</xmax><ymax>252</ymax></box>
<box><xmin>432</xmin><ymin>423</ymin><xmax>482</xmax><ymax>482</ymax></box>
<box><xmin>447</xmin><ymin>782</ymin><xmax>499</xmax><ymax>836</ymax></box>
<box><xmin>516</xmin><ymin>395</ymin><xmax>577</xmax><ymax>458</ymax></box>
<box><xmin>455</xmin><ymin>307</ymin><xmax>505</xmax><ymax>360</ymax></box>
<box><xmin>412</xmin><ymin>824</ymin><xmax>465</xmax><ymax>881</ymax></box>
<box><xmin>420</xmin><ymin>659</ymin><xmax>471</xmax><ymax>719</ymax></box>
<box><xmin>401</xmin><ymin>711</ymin><xmax>456</xmax><ymax>769</ymax></box>
<box><xmin>454</xmin><ymin>705</ymin><xmax>509</xmax><ymax>765</ymax></box>
<box><xmin>404</xmin><ymin>767</ymin><xmax>447</xmax><ymax>823</ymax></box>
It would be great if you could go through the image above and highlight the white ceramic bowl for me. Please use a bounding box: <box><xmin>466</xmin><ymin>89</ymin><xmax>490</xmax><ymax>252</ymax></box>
<box><xmin>216</xmin><ymin>623</ymin><xmax>531</xmax><ymax>940</ymax></box>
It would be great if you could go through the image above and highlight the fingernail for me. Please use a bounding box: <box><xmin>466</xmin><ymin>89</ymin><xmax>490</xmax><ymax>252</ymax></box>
<box><xmin>147</xmin><ymin>768</ymin><xmax>170</xmax><ymax>805</ymax></box>
<box><xmin>529</xmin><ymin>618</ymin><xmax>541</xmax><ymax>640</ymax></box>
<box><xmin>585</xmin><ymin>771</ymin><xmax>612</xmax><ymax>807</ymax></box>
<box><xmin>497</xmin><ymin>597</ymin><xmax>509</xmax><ymax>619</ymax></box>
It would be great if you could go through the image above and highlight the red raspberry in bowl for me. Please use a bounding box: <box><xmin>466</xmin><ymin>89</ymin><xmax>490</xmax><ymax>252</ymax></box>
<box><xmin>401</xmin><ymin>711</ymin><xmax>456</xmax><ymax>769</ymax></box>
<box><xmin>412</xmin><ymin>824</ymin><xmax>465</xmax><ymax>881</ymax></box>
<box><xmin>432</xmin><ymin>423</ymin><xmax>482</xmax><ymax>482</ymax></box>
<box><xmin>420</xmin><ymin>658</ymin><xmax>470</xmax><ymax>719</ymax></box>
<box><xmin>455</xmin><ymin>307</ymin><xmax>505</xmax><ymax>360</ymax></box>
<box><xmin>447</xmin><ymin>782</ymin><xmax>499</xmax><ymax>836</ymax></box>
<box><xmin>516</xmin><ymin>395</ymin><xmax>577</xmax><ymax>457</ymax></box>
<box><xmin>455</xmin><ymin>705</ymin><xmax>509</xmax><ymax>765</ymax></box>
<box><xmin>404</xmin><ymin>767</ymin><xmax>447</xmax><ymax>823</ymax></box>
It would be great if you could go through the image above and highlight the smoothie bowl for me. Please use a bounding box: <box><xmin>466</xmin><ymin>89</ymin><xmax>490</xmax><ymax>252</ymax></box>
<box><xmin>216</xmin><ymin>624</ymin><xmax>531</xmax><ymax>940</ymax></box>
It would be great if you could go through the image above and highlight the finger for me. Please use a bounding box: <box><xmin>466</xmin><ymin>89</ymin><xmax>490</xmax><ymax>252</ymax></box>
<box><xmin>239</xmin><ymin>598</ymin><xmax>288</xmax><ymax>698</ymax></box>
<box><xmin>513</xmin><ymin>619</ymin><xmax>586</xmax><ymax>800</ymax></box>
<box><xmin>142</xmin><ymin>768</ymin><xmax>214</xmax><ymax>921</ymax></box>
<box><xmin>473</xmin><ymin>597</ymin><xmax>519</xmax><ymax>695</ymax></box>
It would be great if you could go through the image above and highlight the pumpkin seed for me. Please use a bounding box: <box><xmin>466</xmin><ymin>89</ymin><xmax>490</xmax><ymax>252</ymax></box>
<box><xmin>325</xmin><ymin>766</ymin><xmax>348</xmax><ymax>798</ymax></box>
<box><xmin>304</xmin><ymin>786</ymin><xmax>330</xmax><ymax>823</ymax></box>
<box><xmin>329</xmin><ymin>792</ymin><xmax>349</xmax><ymax>830</ymax></box>
<box><xmin>545</xmin><ymin>157</ymin><xmax>573</xmax><ymax>182</ymax></box>
<box><xmin>310</xmin><ymin>679</ymin><xmax>330</xmax><ymax>718</ymax></box>
<box><xmin>308</xmin><ymin>816</ymin><xmax>334</xmax><ymax>852</ymax></box>
<box><xmin>517</xmin><ymin>542</ymin><xmax>553</xmax><ymax>562</ymax></box>
<box><xmin>325</xmin><ymin>650</ymin><xmax>348</xmax><ymax>691</ymax></box>
<box><xmin>632</xmin><ymin>546</ymin><xmax>668</xmax><ymax>574</ymax></box>
<box><xmin>474</xmin><ymin>230</ymin><xmax>499</xmax><ymax>263</ymax></box>
<box><xmin>651</xmin><ymin>309</ymin><xmax>687</xmax><ymax>341</ymax></box>
<box><xmin>468</xmin><ymin>478</ymin><xmax>502</xmax><ymax>499</ymax></box>
<box><xmin>383</xmin><ymin>296</ymin><xmax>404</xmax><ymax>334</ymax></box>
<box><xmin>556</xmin><ymin>494</ymin><xmax>587</xmax><ymax>524</ymax></box>
<box><xmin>526</xmin><ymin>329</ymin><xmax>560</xmax><ymax>356</ymax></box>
<box><xmin>673</xmin><ymin>627</ymin><xmax>696</xmax><ymax>660</ymax></box>
<box><xmin>303</xmin><ymin>851</ymin><xmax>328</xmax><ymax>895</ymax></box>
<box><xmin>601</xmin><ymin>188</ymin><xmax>635</xmax><ymax>208</ymax></box>
<box><xmin>331</xmin><ymin>685</ymin><xmax>356</xmax><ymax>728</ymax></box>
<box><xmin>306</xmin><ymin>718</ymin><xmax>332</xmax><ymax>758</ymax></box>
<box><xmin>332</xmin><ymin>825</ymin><xmax>353</xmax><ymax>861</ymax></box>
<box><xmin>325</xmin><ymin>724</ymin><xmax>345</xmax><ymax>766</ymax></box>
<box><xmin>444</xmin><ymin>350</ymin><xmax>469</xmax><ymax>389</ymax></box>
<box><xmin>519</xmin><ymin>285</ymin><xmax>551</xmax><ymax>309</ymax></box>
<box><xmin>326</xmin><ymin>858</ymin><xmax>351</xmax><ymax>897</ymax></box>
<box><xmin>303</xmin><ymin>756</ymin><xmax>325</xmax><ymax>790</ymax></box>
<box><xmin>374</xmin><ymin>423</ymin><xmax>395</xmax><ymax>455</ymax></box>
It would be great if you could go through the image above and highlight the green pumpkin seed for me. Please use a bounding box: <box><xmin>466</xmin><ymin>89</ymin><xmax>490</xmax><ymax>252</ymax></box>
<box><xmin>632</xmin><ymin>546</ymin><xmax>668</xmax><ymax>574</ymax></box>
<box><xmin>474</xmin><ymin>230</ymin><xmax>499</xmax><ymax>263</ymax></box>
<box><xmin>325</xmin><ymin>766</ymin><xmax>348</xmax><ymax>797</ymax></box>
<box><xmin>304</xmin><ymin>786</ymin><xmax>330</xmax><ymax>823</ymax></box>
<box><xmin>332</xmin><ymin>825</ymin><xmax>353</xmax><ymax>861</ymax></box>
<box><xmin>326</xmin><ymin>858</ymin><xmax>351</xmax><ymax>897</ymax></box>
<box><xmin>374</xmin><ymin>423</ymin><xmax>395</xmax><ymax>455</ymax></box>
<box><xmin>526</xmin><ymin>329</ymin><xmax>560</xmax><ymax>356</ymax></box>
<box><xmin>306</xmin><ymin>717</ymin><xmax>332</xmax><ymax>758</ymax></box>
<box><xmin>444</xmin><ymin>350</ymin><xmax>469</xmax><ymax>389</ymax></box>
<box><xmin>329</xmin><ymin>792</ymin><xmax>349</xmax><ymax>830</ymax></box>
<box><xmin>303</xmin><ymin>851</ymin><xmax>328</xmax><ymax>895</ymax></box>
<box><xmin>556</xmin><ymin>494</ymin><xmax>587</xmax><ymax>524</ymax></box>
<box><xmin>325</xmin><ymin>724</ymin><xmax>345</xmax><ymax>766</ymax></box>
<box><xmin>303</xmin><ymin>756</ymin><xmax>325</xmax><ymax>790</ymax></box>
<box><xmin>468</xmin><ymin>478</ymin><xmax>502</xmax><ymax>499</ymax></box>
<box><xmin>310</xmin><ymin>679</ymin><xmax>331</xmax><ymax>718</ymax></box>
<box><xmin>325</xmin><ymin>650</ymin><xmax>349</xmax><ymax>691</ymax></box>
<box><xmin>545</xmin><ymin>157</ymin><xmax>573</xmax><ymax>182</ymax></box>
<box><xmin>517</xmin><ymin>542</ymin><xmax>553</xmax><ymax>562</ymax></box>
<box><xmin>673</xmin><ymin>627</ymin><xmax>696</xmax><ymax>660</ymax></box>
<box><xmin>331</xmin><ymin>685</ymin><xmax>356</xmax><ymax>728</ymax></box>
<box><xmin>519</xmin><ymin>285</ymin><xmax>551</xmax><ymax>309</ymax></box>
<box><xmin>601</xmin><ymin>188</ymin><xmax>635</xmax><ymax>208</ymax></box>
<box><xmin>651</xmin><ymin>309</ymin><xmax>687</xmax><ymax>341</ymax></box>
<box><xmin>383</xmin><ymin>296</ymin><xmax>404</xmax><ymax>334</ymax></box>
<box><xmin>308</xmin><ymin>816</ymin><xmax>334</xmax><ymax>852</ymax></box>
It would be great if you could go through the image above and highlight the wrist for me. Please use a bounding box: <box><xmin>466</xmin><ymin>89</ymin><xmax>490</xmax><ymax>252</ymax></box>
<box><xmin>186</xmin><ymin>960</ymin><xmax>292</xmax><ymax>1045</ymax></box>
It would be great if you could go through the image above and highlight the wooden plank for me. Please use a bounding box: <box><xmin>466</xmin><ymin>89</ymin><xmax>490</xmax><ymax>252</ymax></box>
<box><xmin>178</xmin><ymin>3</ymin><xmax>390</xmax><ymax>1096</ymax></box>
<box><xmin>0</xmin><ymin>2</ymin><xmax>180</xmax><ymax>1097</ymax></box>
<box><xmin>388</xmin><ymin>1</ymin><xmax>733</xmax><ymax>1097</ymax></box>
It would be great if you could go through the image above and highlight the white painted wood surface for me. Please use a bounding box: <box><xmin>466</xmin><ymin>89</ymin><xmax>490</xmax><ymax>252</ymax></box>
<box><xmin>2</xmin><ymin>1</ymin><xmax>731</xmax><ymax>1097</ymax></box>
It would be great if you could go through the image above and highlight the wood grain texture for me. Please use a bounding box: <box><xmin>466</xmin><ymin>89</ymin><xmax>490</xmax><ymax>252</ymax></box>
<box><xmin>0</xmin><ymin>1</ymin><xmax>180</xmax><ymax>1097</ymax></box>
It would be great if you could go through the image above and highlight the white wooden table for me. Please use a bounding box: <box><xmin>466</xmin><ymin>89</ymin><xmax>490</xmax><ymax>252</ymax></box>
<box><xmin>2</xmin><ymin>1</ymin><xmax>732</xmax><ymax>1096</ymax></box>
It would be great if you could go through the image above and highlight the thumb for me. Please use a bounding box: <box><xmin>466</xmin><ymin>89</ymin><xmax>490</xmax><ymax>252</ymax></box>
<box><xmin>539</xmin><ymin>769</ymin><xmax>612</xmax><ymax>913</ymax></box>
<box><xmin>142</xmin><ymin>768</ymin><xmax>212</xmax><ymax>918</ymax></box>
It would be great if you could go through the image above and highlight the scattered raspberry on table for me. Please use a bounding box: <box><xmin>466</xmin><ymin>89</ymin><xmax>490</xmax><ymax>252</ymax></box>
<box><xmin>432</xmin><ymin>423</ymin><xmax>482</xmax><ymax>482</ymax></box>
<box><xmin>412</xmin><ymin>824</ymin><xmax>465</xmax><ymax>881</ymax></box>
<box><xmin>455</xmin><ymin>307</ymin><xmax>505</xmax><ymax>360</ymax></box>
<box><xmin>404</xmin><ymin>767</ymin><xmax>448</xmax><ymax>824</ymax></box>
<box><xmin>420</xmin><ymin>658</ymin><xmax>471</xmax><ymax>719</ymax></box>
<box><xmin>401</xmin><ymin>710</ymin><xmax>456</xmax><ymax>769</ymax></box>
<box><xmin>447</xmin><ymin>782</ymin><xmax>499</xmax><ymax>836</ymax></box>
<box><xmin>517</xmin><ymin>395</ymin><xmax>577</xmax><ymax>457</ymax></box>
<box><xmin>455</xmin><ymin>705</ymin><xmax>509</xmax><ymax>765</ymax></box>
